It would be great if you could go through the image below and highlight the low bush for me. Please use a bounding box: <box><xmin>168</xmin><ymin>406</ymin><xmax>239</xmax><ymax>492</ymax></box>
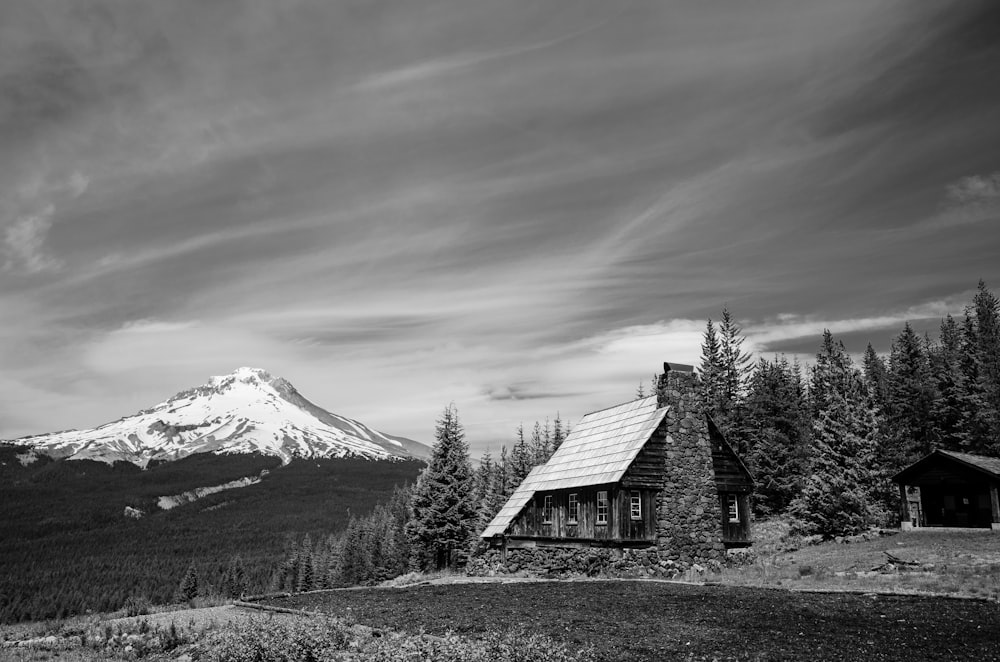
<box><xmin>204</xmin><ymin>617</ymin><xmax>350</xmax><ymax>662</ymax></box>
<box><xmin>201</xmin><ymin>617</ymin><xmax>594</xmax><ymax>662</ymax></box>
<box><xmin>362</xmin><ymin>626</ymin><xmax>595</xmax><ymax>662</ymax></box>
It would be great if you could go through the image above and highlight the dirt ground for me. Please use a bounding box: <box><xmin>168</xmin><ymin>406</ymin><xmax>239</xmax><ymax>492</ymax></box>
<box><xmin>263</xmin><ymin>580</ymin><xmax>1000</xmax><ymax>662</ymax></box>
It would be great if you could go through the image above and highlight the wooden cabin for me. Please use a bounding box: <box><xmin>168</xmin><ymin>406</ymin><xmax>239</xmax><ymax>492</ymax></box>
<box><xmin>482</xmin><ymin>363</ymin><xmax>754</xmax><ymax>557</ymax></box>
<box><xmin>892</xmin><ymin>449</ymin><xmax>1000</xmax><ymax>530</ymax></box>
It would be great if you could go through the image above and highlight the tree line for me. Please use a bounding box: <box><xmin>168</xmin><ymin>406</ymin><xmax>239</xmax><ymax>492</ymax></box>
<box><xmin>272</xmin><ymin>407</ymin><xmax>567</xmax><ymax>585</ymax></box>
<box><xmin>699</xmin><ymin>280</ymin><xmax>1000</xmax><ymax>537</ymax></box>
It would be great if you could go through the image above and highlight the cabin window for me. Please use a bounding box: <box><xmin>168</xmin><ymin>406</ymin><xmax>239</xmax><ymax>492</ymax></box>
<box><xmin>542</xmin><ymin>495</ymin><xmax>554</xmax><ymax>523</ymax></box>
<box><xmin>596</xmin><ymin>491</ymin><xmax>608</xmax><ymax>524</ymax></box>
<box><xmin>568</xmin><ymin>493</ymin><xmax>579</xmax><ymax>524</ymax></box>
<box><xmin>630</xmin><ymin>491</ymin><xmax>642</xmax><ymax>520</ymax></box>
<box><xmin>726</xmin><ymin>494</ymin><xmax>739</xmax><ymax>523</ymax></box>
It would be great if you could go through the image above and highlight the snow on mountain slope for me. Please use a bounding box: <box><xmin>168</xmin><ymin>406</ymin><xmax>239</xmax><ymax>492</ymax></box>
<box><xmin>12</xmin><ymin>367</ymin><xmax>430</xmax><ymax>466</ymax></box>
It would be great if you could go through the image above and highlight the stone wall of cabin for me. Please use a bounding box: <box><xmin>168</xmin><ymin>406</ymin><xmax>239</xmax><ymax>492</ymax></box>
<box><xmin>466</xmin><ymin>545</ymin><xmax>754</xmax><ymax>578</ymax></box>
<box><xmin>654</xmin><ymin>369</ymin><xmax>726</xmax><ymax>561</ymax></box>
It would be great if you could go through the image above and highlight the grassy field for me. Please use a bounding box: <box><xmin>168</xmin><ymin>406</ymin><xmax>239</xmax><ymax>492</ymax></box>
<box><xmin>708</xmin><ymin>521</ymin><xmax>1000</xmax><ymax>601</ymax></box>
<box><xmin>261</xmin><ymin>581</ymin><xmax>1000</xmax><ymax>661</ymax></box>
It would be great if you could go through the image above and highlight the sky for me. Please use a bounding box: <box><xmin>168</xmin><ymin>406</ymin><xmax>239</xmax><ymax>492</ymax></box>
<box><xmin>2</xmin><ymin>0</ymin><xmax>999</xmax><ymax>455</ymax></box>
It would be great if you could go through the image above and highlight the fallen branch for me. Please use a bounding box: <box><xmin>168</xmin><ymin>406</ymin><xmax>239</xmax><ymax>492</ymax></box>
<box><xmin>884</xmin><ymin>551</ymin><xmax>920</xmax><ymax>567</ymax></box>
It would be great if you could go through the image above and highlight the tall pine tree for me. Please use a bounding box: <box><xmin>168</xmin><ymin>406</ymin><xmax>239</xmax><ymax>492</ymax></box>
<box><xmin>885</xmin><ymin>323</ymin><xmax>937</xmax><ymax>467</ymax></box>
<box><xmin>960</xmin><ymin>281</ymin><xmax>1000</xmax><ymax>455</ymax></box>
<box><xmin>405</xmin><ymin>405</ymin><xmax>476</xmax><ymax>571</ymax></box>
<box><xmin>789</xmin><ymin>332</ymin><xmax>884</xmax><ymax>536</ymax></box>
<box><xmin>743</xmin><ymin>356</ymin><xmax>810</xmax><ymax>516</ymax></box>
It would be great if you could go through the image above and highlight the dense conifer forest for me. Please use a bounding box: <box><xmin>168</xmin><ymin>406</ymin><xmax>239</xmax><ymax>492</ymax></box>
<box><xmin>0</xmin><ymin>451</ymin><xmax>422</xmax><ymax>623</ymax></box>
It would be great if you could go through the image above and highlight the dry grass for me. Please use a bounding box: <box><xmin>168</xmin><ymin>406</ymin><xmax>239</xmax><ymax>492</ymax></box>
<box><xmin>708</xmin><ymin>520</ymin><xmax>1000</xmax><ymax>601</ymax></box>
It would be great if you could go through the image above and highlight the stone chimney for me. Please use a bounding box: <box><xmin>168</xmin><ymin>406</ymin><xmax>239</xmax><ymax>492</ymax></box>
<box><xmin>655</xmin><ymin>362</ymin><xmax>725</xmax><ymax>562</ymax></box>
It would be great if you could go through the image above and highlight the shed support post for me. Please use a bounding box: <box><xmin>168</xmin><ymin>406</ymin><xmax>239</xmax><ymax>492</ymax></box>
<box><xmin>990</xmin><ymin>485</ymin><xmax>1000</xmax><ymax>532</ymax></box>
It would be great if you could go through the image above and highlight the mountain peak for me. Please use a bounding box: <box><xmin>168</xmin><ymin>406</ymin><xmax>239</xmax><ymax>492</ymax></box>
<box><xmin>13</xmin><ymin>368</ymin><xmax>429</xmax><ymax>466</ymax></box>
<box><xmin>208</xmin><ymin>366</ymin><xmax>273</xmax><ymax>387</ymax></box>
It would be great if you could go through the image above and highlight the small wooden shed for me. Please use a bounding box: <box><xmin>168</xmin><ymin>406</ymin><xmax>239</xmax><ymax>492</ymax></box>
<box><xmin>892</xmin><ymin>449</ymin><xmax>1000</xmax><ymax>530</ymax></box>
<box><xmin>481</xmin><ymin>363</ymin><xmax>754</xmax><ymax>558</ymax></box>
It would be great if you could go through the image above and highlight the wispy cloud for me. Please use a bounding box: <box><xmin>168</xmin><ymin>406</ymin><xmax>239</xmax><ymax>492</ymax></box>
<box><xmin>1</xmin><ymin>0</ymin><xmax>998</xmax><ymax>452</ymax></box>
<box><xmin>4</xmin><ymin>205</ymin><xmax>60</xmax><ymax>274</ymax></box>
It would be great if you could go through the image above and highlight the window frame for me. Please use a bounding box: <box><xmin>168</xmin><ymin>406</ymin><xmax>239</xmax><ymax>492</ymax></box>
<box><xmin>630</xmin><ymin>490</ymin><xmax>642</xmax><ymax>520</ymax></box>
<box><xmin>726</xmin><ymin>494</ymin><xmax>740</xmax><ymax>523</ymax></box>
<box><xmin>596</xmin><ymin>490</ymin><xmax>608</xmax><ymax>525</ymax></box>
<box><xmin>567</xmin><ymin>493</ymin><xmax>579</xmax><ymax>524</ymax></box>
<box><xmin>542</xmin><ymin>495</ymin><xmax>554</xmax><ymax>523</ymax></box>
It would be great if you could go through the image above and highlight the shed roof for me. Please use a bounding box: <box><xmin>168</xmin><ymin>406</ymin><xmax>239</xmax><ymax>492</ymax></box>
<box><xmin>892</xmin><ymin>448</ymin><xmax>1000</xmax><ymax>483</ymax></box>
<box><xmin>481</xmin><ymin>395</ymin><xmax>667</xmax><ymax>537</ymax></box>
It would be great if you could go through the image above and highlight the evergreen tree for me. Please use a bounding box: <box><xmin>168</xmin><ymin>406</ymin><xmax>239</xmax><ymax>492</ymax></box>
<box><xmin>699</xmin><ymin>309</ymin><xmax>752</xmax><ymax>445</ymax></box>
<box><xmin>789</xmin><ymin>332</ymin><xmax>884</xmax><ymax>536</ymax></box>
<box><xmin>498</xmin><ymin>445</ymin><xmax>513</xmax><ymax>497</ymax></box>
<box><xmin>930</xmin><ymin>315</ymin><xmax>965</xmax><ymax>448</ymax></box>
<box><xmin>699</xmin><ymin>319</ymin><xmax>724</xmax><ymax>417</ymax></box>
<box><xmin>405</xmin><ymin>405</ymin><xmax>476</xmax><ymax>571</ymax></box>
<box><xmin>862</xmin><ymin>343</ymin><xmax>889</xmax><ymax>415</ymax></box>
<box><xmin>551</xmin><ymin>415</ymin><xmax>565</xmax><ymax>453</ymax></box>
<box><xmin>508</xmin><ymin>424</ymin><xmax>533</xmax><ymax>487</ymax></box>
<box><xmin>473</xmin><ymin>450</ymin><xmax>495</xmax><ymax>530</ymax></box>
<box><xmin>719</xmin><ymin>308</ymin><xmax>753</xmax><ymax>411</ymax></box>
<box><xmin>296</xmin><ymin>534</ymin><xmax>314</xmax><ymax>592</ymax></box>
<box><xmin>529</xmin><ymin>421</ymin><xmax>547</xmax><ymax>465</ymax></box>
<box><xmin>743</xmin><ymin>356</ymin><xmax>810</xmax><ymax>516</ymax></box>
<box><xmin>337</xmin><ymin>518</ymin><xmax>368</xmax><ymax>584</ymax></box>
<box><xmin>178</xmin><ymin>562</ymin><xmax>199</xmax><ymax>602</ymax></box>
<box><xmin>220</xmin><ymin>556</ymin><xmax>246</xmax><ymax>599</ymax></box>
<box><xmin>885</xmin><ymin>323</ymin><xmax>937</xmax><ymax>466</ymax></box>
<box><xmin>635</xmin><ymin>381</ymin><xmax>646</xmax><ymax>399</ymax></box>
<box><xmin>959</xmin><ymin>281</ymin><xmax>1000</xmax><ymax>454</ymax></box>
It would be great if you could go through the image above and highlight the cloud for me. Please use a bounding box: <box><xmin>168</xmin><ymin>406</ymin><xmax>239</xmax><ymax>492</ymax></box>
<box><xmin>744</xmin><ymin>297</ymin><xmax>968</xmax><ymax>349</ymax></box>
<box><xmin>3</xmin><ymin>205</ymin><xmax>60</xmax><ymax>273</ymax></box>
<box><xmin>946</xmin><ymin>172</ymin><xmax>1000</xmax><ymax>205</ymax></box>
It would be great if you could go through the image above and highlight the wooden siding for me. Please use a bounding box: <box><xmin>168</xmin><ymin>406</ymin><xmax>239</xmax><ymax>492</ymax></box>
<box><xmin>719</xmin><ymin>492</ymin><xmax>752</xmax><ymax>545</ymax></box>
<box><xmin>620</xmin><ymin>423</ymin><xmax>667</xmax><ymax>489</ymax></box>
<box><xmin>707</xmin><ymin>419</ymin><xmax>753</xmax><ymax>493</ymax></box>
<box><xmin>506</xmin><ymin>485</ymin><xmax>656</xmax><ymax>543</ymax></box>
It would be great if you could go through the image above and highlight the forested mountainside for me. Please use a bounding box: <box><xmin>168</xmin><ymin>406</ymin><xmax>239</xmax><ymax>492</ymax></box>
<box><xmin>0</xmin><ymin>447</ymin><xmax>422</xmax><ymax>623</ymax></box>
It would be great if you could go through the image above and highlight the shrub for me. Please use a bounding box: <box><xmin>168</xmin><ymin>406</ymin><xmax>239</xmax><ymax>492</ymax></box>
<box><xmin>204</xmin><ymin>617</ymin><xmax>350</xmax><ymax>662</ymax></box>
<box><xmin>123</xmin><ymin>595</ymin><xmax>153</xmax><ymax>617</ymax></box>
<box><xmin>361</xmin><ymin>626</ymin><xmax>595</xmax><ymax>662</ymax></box>
<box><xmin>202</xmin><ymin>618</ymin><xmax>593</xmax><ymax>662</ymax></box>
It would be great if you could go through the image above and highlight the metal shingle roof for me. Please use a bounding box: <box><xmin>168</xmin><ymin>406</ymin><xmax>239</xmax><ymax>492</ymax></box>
<box><xmin>938</xmin><ymin>449</ymin><xmax>1000</xmax><ymax>478</ymax></box>
<box><xmin>481</xmin><ymin>396</ymin><xmax>666</xmax><ymax>537</ymax></box>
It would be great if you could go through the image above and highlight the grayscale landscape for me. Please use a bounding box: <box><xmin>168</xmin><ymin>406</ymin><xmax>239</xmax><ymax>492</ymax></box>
<box><xmin>1</xmin><ymin>1</ymin><xmax>999</xmax><ymax>661</ymax></box>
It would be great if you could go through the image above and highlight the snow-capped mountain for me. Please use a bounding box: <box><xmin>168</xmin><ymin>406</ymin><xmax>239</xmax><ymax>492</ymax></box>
<box><xmin>12</xmin><ymin>367</ymin><xmax>429</xmax><ymax>466</ymax></box>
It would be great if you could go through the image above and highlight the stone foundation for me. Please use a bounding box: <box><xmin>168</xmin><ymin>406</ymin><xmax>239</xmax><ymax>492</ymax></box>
<box><xmin>465</xmin><ymin>545</ymin><xmax>755</xmax><ymax>579</ymax></box>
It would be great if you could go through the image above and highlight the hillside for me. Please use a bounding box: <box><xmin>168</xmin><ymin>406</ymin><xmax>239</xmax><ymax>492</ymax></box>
<box><xmin>0</xmin><ymin>446</ymin><xmax>423</xmax><ymax>623</ymax></box>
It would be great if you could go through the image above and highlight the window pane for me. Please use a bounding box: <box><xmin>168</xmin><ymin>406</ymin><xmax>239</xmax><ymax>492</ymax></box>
<box><xmin>568</xmin><ymin>493</ymin><xmax>579</xmax><ymax>523</ymax></box>
<box><xmin>727</xmin><ymin>494</ymin><xmax>739</xmax><ymax>522</ymax></box>
<box><xmin>630</xmin><ymin>491</ymin><xmax>641</xmax><ymax>520</ymax></box>
<box><xmin>597</xmin><ymin>490</ymin><xmax>608</xmax><ymax>524</ymax></box>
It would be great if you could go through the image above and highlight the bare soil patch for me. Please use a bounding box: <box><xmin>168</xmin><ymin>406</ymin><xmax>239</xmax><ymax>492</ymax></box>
<box><xmin>262</xmin><ymin>580</ymin><xmax>1000</xmax><ymax>661</ymax></box>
